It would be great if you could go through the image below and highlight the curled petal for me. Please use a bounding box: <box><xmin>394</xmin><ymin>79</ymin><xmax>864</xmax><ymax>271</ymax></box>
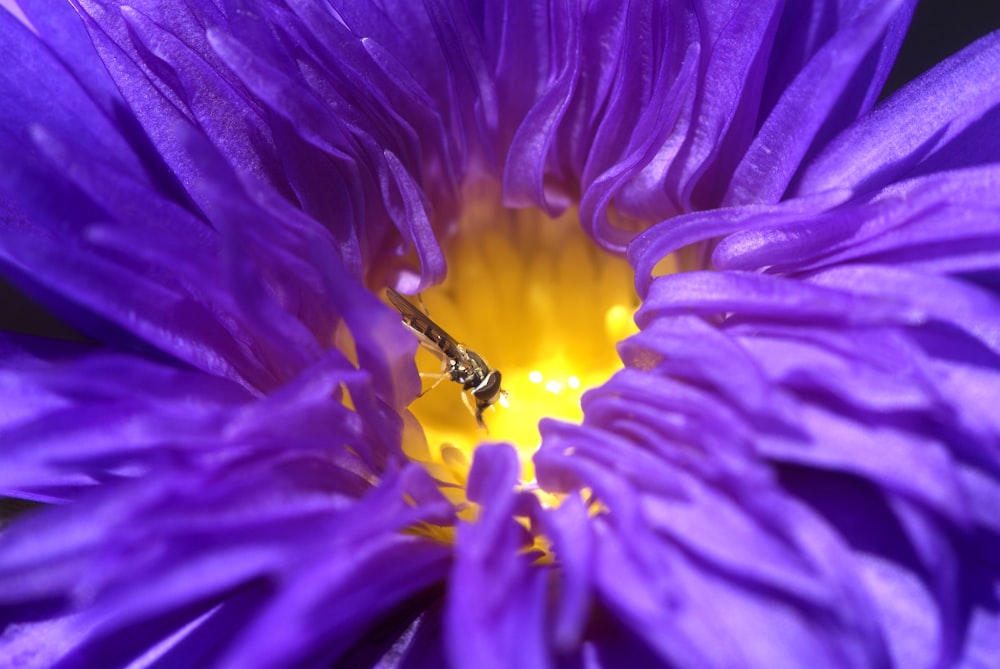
<box><xmin>447</xmin><ymin>444</ymin><xmax>550</xmax><ymax>669</ymax></box>
<box><xmin>725</xmin><ymin>0</ymin><xmax>912</xmax><ymax>205</ymax></box>
<box><xmin>799</xmin><ymin>29</ymin><xmax>1000</xmax><ymax>198</ymax></box>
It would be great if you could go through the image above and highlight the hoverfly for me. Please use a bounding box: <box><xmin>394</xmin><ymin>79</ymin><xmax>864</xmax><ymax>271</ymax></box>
<box><xmin>386</xmin><ymin>288</ymin><xmax>507</xmax><ymax>429</ymax></box>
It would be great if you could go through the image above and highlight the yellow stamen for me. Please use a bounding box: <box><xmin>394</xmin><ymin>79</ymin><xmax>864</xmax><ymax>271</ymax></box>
<box><xmin>396</xmin><ymin>190</ymin><xmax>639</xmax><ymax>504</ymax></box>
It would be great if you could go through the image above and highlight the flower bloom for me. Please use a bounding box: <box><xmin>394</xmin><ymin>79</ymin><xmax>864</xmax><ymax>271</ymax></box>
<box><xmin>1</xmin><ymin>1</ymin><xmax>999</xmax><ymax>668</ymax></box>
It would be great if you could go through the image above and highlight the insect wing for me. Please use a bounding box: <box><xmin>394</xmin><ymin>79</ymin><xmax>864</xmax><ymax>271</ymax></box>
<box><xmin>385</xmin><ymin>289</ymin><xmax>464</xmax><ymax>363</ymax></box>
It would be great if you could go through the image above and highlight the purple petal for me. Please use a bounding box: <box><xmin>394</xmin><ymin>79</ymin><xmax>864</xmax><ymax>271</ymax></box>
<box><xmin>447</xmin><ymin>444</ymin><xmax>551</xmax><ymax>669</ymax></box>
<box><xmin>798</xmin><ymin>29</ymin><xmax>1000</xmax><ymax>198</ymax></box>
<box><xmin>725</xmin><ymin>0</ymin><xmax>912</xmax><ymax>205</ymax></box>
<box><xmin>1</xmin><ymin>17</ymin><xmax>418</xmax><ymax>405</ymax></box>
<box><xmin>637</xmin><ymin>270</ymin><xmax>925</xmax><ymax>328</ymax></box>
<box><xmin>660</xmin><ymin>0</ymin><xmax>786</xmax><ymax>209</ymax></box>
<box><xmin>533</xmin><ymin>495</ymin><xmax>592</xmax><ymax>652</ymax></box>
<box><xmin>501</xmin><ymin>0</ymin><xmax>580</xmax><ymax>215</ymax></box>
<box><xmin>538</xmin><ymin>415</ymin><xmax>890</xmax><ymax>667</ymax></box>
<box><xmin>0</xmin><ymin>349</ymin><xmax>246</xmax><ymax>500</ymax></box>
<box><xmin>0</xmin><ymin>460</ymin><xmax>453</xmax><ymax>667</ymax></box>
<box><xmin>761</xmin><ymin>1</ymin><xmax>915</xmax><ymax>121</ymax></box>
<box><xmin>714</xmin><ymin>165</ymin><xmax>1000</xmax><ymax>276</ymax></box>
<box><xmin>627</xmin><ymin>189</ymin><xmax>848</xmax><ymax>296</ymax></box>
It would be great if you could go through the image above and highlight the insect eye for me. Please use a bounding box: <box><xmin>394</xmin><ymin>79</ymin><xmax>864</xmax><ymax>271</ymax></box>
<box><xmin>474</xmin><ymin>371</ymin><xmax>504</xmax><ymax>402</ymax></box>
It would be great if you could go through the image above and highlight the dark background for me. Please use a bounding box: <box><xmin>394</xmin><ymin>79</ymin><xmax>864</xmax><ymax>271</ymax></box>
<box><xmin>2</xmin><ymin>0</ymin><xmax>1000</xmax><ymax>342</ymax></box>
<box><xmin>883</xmin><ymin>0</ymin><xmax>1000</xmax><ymax>93</ymax></box>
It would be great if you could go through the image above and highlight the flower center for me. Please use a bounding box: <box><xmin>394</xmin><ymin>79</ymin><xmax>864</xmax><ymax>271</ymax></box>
<box><xmin>398</xmin><ymin>193</ymin><xmax>648</xmax><ymax>498</ymax></box>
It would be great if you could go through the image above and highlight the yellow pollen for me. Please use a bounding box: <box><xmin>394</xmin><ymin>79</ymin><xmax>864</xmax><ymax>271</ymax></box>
<box><xmin>395</xmin><ymin>193</ymin><xmax>639</xmax><ymax>496</ymax></box>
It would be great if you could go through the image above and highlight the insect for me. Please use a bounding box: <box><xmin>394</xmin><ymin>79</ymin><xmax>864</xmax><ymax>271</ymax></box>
<box><xmin>386</xmin><ymin>288</ymin><xmax>507</xmax><ymax>429</ymax></box>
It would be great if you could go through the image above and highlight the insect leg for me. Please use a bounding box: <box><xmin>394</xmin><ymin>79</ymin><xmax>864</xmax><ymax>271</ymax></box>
<box><xmin>417</xmin><ymin>371</ymin><xmax>451</xmax><ymax>398</ymax></box>
<box><xmin>460</xmin><ymin>391</ymin><xmax>488</xmax><ymax>432</ymax></box>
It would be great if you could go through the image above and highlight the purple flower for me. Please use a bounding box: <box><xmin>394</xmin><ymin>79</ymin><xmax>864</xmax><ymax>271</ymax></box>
<box><xmin>1</xmin><ymin>1</ymin><xmax>999</xmax><ymax>668</ymax></box>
